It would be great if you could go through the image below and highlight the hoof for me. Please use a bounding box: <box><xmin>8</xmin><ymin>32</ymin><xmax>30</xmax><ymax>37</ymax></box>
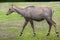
<box><xmin>20</xmin><ymin>33</ymin><xmax>23</xmax><ymax>36</ymax></box>
<box><xmin>46</xmin><ymin>33</ymin><xmax>50</xmax><ymax>36</ymax></box>
<box><xmin>20</xmin><ymin>34</ymin><xmax>22</xmax><ymax>36</ymax></box>
<box><xmin>56</xmin><ymin>34</ymin><xmax>59</xmax><ymax>37</ymax></box>
<box><xmin>33</xmin><ymin>33</ymin><xmax>36</xmax><ymax>37</ymax></box>
<box><xmin>56</xmin><ymin>32</ymin><xmax>59</xmax><ymax>37</ymax></box>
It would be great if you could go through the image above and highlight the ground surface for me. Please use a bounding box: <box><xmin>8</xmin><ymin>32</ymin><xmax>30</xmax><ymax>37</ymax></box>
<box><xmin>0</xmin><ymin>2</ymin><xmax>60</xmax><ymax>40</ymax></box>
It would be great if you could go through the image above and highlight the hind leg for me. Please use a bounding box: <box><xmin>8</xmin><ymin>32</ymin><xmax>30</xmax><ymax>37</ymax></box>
<box><xmin>52</xmin><ymin>20</ymin><xmax>59</xmax><ymax>37</ymax></box>
<box><xmin>46</xmin><ymin>20</ymin><xmax>52</xmax><ymax>36</ymax></box>
<box><xmin>46</xmin><ymin>17</ymin><xmax>59</xmax><ymax>37</ymax></box>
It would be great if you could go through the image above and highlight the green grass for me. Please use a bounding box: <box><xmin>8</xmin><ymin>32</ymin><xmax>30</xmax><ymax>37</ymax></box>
<box><xmin>0</xmin><ymin>2</ymin><xmax>60</xmax><ymax>40</ymax></box>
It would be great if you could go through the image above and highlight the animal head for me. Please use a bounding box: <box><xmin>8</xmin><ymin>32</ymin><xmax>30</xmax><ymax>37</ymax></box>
<box><xmin>6</xmin><ymin>4</ymin><xmax>15</xmax><ymax>15</ymax></box>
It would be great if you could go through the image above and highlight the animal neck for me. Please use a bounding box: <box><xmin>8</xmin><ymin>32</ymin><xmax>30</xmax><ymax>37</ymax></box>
<box><xmin>13</xmin><ymin>6</ymin><xmax>25</xmax><ymax>16</ymax></box>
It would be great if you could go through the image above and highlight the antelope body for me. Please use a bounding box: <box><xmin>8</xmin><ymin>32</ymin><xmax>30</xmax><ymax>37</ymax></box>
<box><xmin>6</xmin><ymin>5</ymin><xmax>59</xmax><ymax>37</ymax></box>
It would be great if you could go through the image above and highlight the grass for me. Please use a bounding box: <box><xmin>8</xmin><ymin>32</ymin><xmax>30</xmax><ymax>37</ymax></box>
<box><xmin>0</xmin><ymin>2</ymin><xmax>60</xmax><ymax>40</ymax></box>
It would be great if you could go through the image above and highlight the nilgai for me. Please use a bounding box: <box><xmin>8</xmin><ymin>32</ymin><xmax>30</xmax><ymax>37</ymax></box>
<box><xmin>6</xmin><ymin>5</ymin><xmax>59</xmax><ymax>37</ymax></box>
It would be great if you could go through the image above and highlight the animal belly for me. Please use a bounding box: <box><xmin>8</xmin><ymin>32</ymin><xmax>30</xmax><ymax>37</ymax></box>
<box><xmin>33</xmin><ymin>18</ymin><xmax>44</xmax><ymax>21</ymax></box>
<box><xmin>31</xmin><ymin>16</ymin><xmax>44</xmax><ymax>21</ymax></box>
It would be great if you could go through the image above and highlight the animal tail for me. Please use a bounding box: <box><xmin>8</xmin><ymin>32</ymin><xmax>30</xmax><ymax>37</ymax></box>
<box><xmin>51</xmin><ymin>9</ymin><xmax>54</xmax><ymax>17</ymax></box>
<box><xmin>50</xmin><ymin>8</ymin><xmax>54</xmax><ymax>18</ymax></box>
<box><xmin>52</xmin><ymin>9</ymin><xmax>54</xmax><ymax>14</ymax></box>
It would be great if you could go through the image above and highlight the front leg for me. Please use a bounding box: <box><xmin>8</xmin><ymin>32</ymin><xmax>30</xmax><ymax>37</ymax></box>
<box><xmin>30</xmin><ymin>20</ymin><xmax>36</xmax><ymax>36</ymax></box>
<box><xmin>20</xmin><ymin>19</ymin><xmax>29</xmax><ymax>36</ymax></box>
